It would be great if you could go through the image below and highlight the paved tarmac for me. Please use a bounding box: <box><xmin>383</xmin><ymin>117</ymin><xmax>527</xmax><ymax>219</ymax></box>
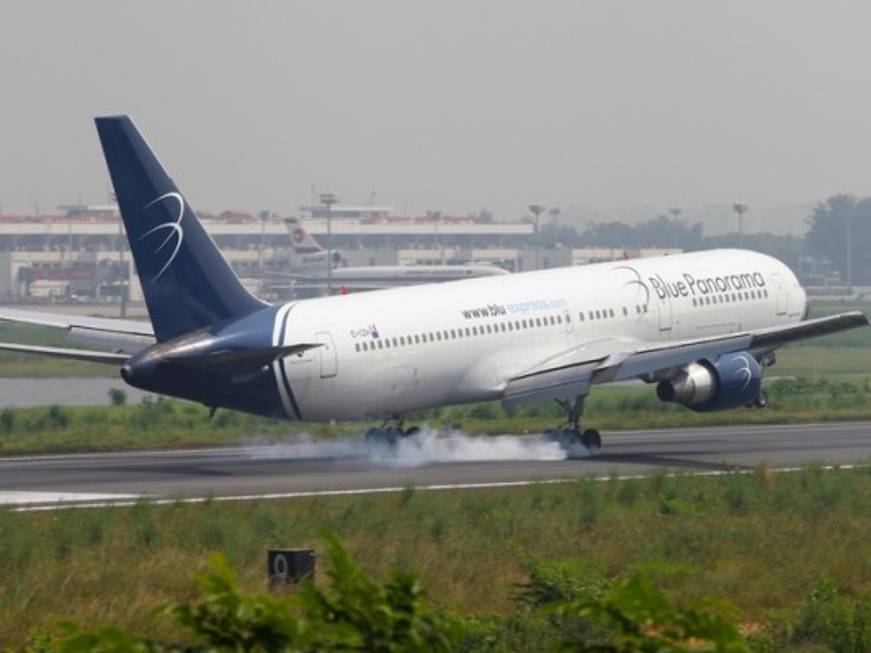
<box><xmin>1</xmin><ymin>421</ymin><xmax>868</xmax><ymax>508</ymax></box>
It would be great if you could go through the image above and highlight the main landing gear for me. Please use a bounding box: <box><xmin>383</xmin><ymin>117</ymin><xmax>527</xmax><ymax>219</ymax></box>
<box><xmin>365</xmin><ymin>415</ymin><xmax>420</xmax><ymax>448</ymax></box>
<box><xmin>543</xmin><ymin>395</ymin><xmax>602</xmax><ymax>455</ymax></box>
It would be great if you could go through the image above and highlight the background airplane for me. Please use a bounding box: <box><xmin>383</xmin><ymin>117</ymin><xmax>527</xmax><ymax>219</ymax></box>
<box><xmin>272</xmin><ymin>220</ymin><xmax>509</xmax><ymax>292</ymax></box>
<box><xmin>0</xmin><ymin>116</ymin><xmax>866</xmax><ymax>454</ymax></box>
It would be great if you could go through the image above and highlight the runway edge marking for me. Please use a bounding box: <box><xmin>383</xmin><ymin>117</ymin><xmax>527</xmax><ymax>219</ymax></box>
<box><xmin>9</xmin><ymin>463</ymin><xmax>868</xmax><ymax>513</ymax></box>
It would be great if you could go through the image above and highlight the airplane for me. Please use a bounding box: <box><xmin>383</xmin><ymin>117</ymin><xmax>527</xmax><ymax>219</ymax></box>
<box><xmin>0</xmin><ymin>115</ymin><xmax>867</xmax><ymax>453</ymax></box>
<box><xmin>275</xmin><ymin>220</ymin><xmax>510</xmax><ymax>291</ymax></box>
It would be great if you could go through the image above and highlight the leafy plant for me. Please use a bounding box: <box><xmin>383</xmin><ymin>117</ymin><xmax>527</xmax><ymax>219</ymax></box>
<box><xmin>552</xmin><ymin>576</ymin><xmax>748</xmax><ymax>652</ymax></box>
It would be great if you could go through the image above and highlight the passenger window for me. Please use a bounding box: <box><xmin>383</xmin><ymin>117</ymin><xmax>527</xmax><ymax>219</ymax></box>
<box><xmin>450</xmin><ymin>329</ymin><xmax>456</xmax><ymax>338</ymax></box>
<box><xmin>436</xmin><ymin>332</ymin><xmax>442</xmax><ymax>341</ymax></box>
<box><xmin>764</xmin><ymin>289</ymin><xmax>769</xmax><ymax>297</ymax></box>
<box><xmin>635</xmin><ymin>305</ymin><xmax>640</xmax><ymax>314</ymax></box>
<box><xmin>609</xmin><ymin>309</ymin><xmax>615</xmax><ymax>318</ymax></box>
<box><xmin>377</xmin><ymin>340</ymin><xmax>384</xmax><ymax>349</ymax></box>
<box><xmin>515</xmin><ymin>320</ymin><xmax>521</xmax><ymax>329</ymax></box>
<box><xmin>508</xmin><ymin>322</ymin><xmax>514</xmax><ymax>331</ymax></box>
<box><xmin>594</xmin><ymin>311</ymin><xmax>600</xmax><ymax>320</ymax></box>
<box><xmin>392</xmin><ymin>338</ymin><xmax>398</xmax><ymax>346</ymax></box>
<box><xmin>400</xmin><ymin>337</ymin><xmax>406</xmax><ymax>346</ymax></box>
<box><xmin>501</xmin><ymin>323</ymin><xmax>507</xmax><ymax>332</ymax></box>
<box><xmin>622</xmin><ymin>306</ymin><xmax>628</xmax><ymax>316</ymax></box>
<box><xmin>486</xmin><ymin>324</ymin><xmax>492</xmax><ymax>333</ymax></box>
<box><xmin>465</xmin><ymin>327</ymin><xmax>471</xmax><ymax>337</ymax></box>
<box><xmin>414</xmin><ymin>335</ymin><xmax>420</xmax><ymax>344</ymax></box>
<box><xmin>534</xmin><ymin>318</ymin><xmax>541</xmax><ymax>327</ymax></box>
<box><xmin>579</xmin><ymin>312</ymin><xmax>585</xmax><ymax>321</ymax></box>
<box><xmin>643</xmin><ymin>305</ymin><xmax>649</xmax><ymax>313</ymax></box>
<box><xmin>355</xmin><ymin>343</ymin><xmax>360</xmax><ymax>352</ymax></box>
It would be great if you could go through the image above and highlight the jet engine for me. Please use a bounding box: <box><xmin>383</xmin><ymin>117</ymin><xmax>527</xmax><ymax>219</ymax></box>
<box><xmin>656</xmin><ymin>352</ymin><xmax>762</xmax><ymax>412</ymax></box>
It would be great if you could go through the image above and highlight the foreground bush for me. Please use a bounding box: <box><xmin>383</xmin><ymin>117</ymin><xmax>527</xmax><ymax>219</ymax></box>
<box><xmin>25</xmin><ymin>537</ymin><xmax>747</xmax><ymax>653</ymax></box>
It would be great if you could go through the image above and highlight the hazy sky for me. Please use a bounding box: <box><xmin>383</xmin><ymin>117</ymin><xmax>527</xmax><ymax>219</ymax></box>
<box><xmin>2</xmin><ymin>1</ymin><xmax>871</xmax><ymax>220</ymax></box>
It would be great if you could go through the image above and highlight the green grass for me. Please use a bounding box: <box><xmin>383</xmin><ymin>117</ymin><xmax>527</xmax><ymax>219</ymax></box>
<box><xmin>775</xmin><ymin>346</ymin><xmax>871</xmax><ymax>379</ymax></box>
<box><xmin>3</xmin><ymin>377</ymin><xmax>871</xmax><ymax>455</ymax></box>
<box><xmin>1</xmin><ymin>467</ymin><xmax>868</xmax><ymax>649</ymax></box>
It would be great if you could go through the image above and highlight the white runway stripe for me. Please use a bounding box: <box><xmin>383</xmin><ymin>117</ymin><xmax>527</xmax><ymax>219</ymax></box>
<box><xmin>0</xmin><ymin>491</ymin><xmax>140</xmax><ymax>506</ymax></box>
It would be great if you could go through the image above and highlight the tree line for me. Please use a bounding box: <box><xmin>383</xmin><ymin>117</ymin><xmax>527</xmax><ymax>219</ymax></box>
<box><xmin>537</xmin><ymin>194</ymin><xmax>871</xmax><ymax>285</ymax></box>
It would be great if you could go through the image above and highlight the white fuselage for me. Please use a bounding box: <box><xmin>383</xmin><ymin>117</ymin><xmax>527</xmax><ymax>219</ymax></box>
<box><xmin>271</xmin><ymin>249</ymin><xmax>806</xmax><ymax>422</ymax></box>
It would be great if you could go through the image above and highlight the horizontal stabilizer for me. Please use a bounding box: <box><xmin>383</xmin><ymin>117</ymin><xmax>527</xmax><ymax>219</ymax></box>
<box><xmin>0</xmin><ymin>342</ymin><xmax>130</xmax><ymax>365</ymax></box>
<box><xmin>165</xmin><ymin>343</ymin><xmax>321</xmax><ymax>375</ymax></box>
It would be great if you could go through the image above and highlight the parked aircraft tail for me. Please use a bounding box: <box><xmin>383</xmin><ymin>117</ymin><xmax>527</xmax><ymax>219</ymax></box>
<box><xmin>95</xmin><ymin>116</ymin><xmax>267</xmax><ymax>342</ymax></box>
<box><xmin>288</xmin><ymin>220</ymin><xmax>324</xmax><ymax>254</ymax></box>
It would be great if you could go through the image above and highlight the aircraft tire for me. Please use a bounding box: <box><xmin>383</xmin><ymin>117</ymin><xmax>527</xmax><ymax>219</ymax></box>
<box><xmin>581</xmin><ymin>428</ymin><xmax>602</xmax><ymax>450</ymax></box>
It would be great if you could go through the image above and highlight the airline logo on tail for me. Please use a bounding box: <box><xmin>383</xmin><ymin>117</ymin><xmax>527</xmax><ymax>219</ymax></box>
<box><xmin>288</xmin><ymin>222</ymin><xmax>324</xmax><ymax>254</ymax></box>
<box><xmin>139</xmin><ymin>191</ymin><xmax>187</xmax><ymax>283</ymax></box>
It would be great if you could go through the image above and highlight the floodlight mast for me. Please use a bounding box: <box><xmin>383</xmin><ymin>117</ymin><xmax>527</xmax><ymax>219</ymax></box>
<box><xmin>732</xmin><ymin>203</ymin><xmax>749</xmax><ymax>247</ymax></box>
<box><xmin>528</xmin><ymin>204</ymin><xmax>546</xmax><ymax>270</ymax></box>
<box><xmin>319</xmin><ymin>193</ymin><xmax>338</xmax><ymax>294</ymax></box>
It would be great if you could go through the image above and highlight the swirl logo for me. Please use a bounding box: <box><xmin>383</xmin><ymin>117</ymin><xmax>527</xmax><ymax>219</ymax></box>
<box><xmin>611</xmin><ymin>265</ymin><xmax>651</xmax><ymax>306</ymax></box>
<box><xmin>734</xmin><ymin>354</ymin><xmax>753</xmax><ymax>390</ymax></box>
<box><xmin>138</xmin><ymin>192</ymin><xmax>185</xmax><ymax>283</ymax></box>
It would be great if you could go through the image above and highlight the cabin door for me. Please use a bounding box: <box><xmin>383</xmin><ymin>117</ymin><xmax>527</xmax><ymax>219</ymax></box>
<box><xmin>314</xmin><ymin>331</ymin><xmax>338</xmax><ymax>378</ymax></box>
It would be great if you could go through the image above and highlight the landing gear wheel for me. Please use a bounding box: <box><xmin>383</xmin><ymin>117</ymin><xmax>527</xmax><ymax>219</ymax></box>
<box><xmin>753</xmin><ymin>390</ymin><xmax>769</xmax><ymax>409</ymax></box>
<box><xmin>545</xmin><ymin>395</ymin><xmax>603</xmax><ymax>457</ymax></box>
<box><xmin>581</xmin><ymin>428</ymin><xmax>602</xmax><ymax>450</ymax></box>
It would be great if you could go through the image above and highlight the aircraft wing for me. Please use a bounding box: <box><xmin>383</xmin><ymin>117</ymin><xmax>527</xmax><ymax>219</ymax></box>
<box><xmin>0</xmin><ymin>307</ymin><xmax>153</xmax><ymax>336</ymax></box>
<box><xmin>0</xmin><ymin>307</ymin><xmax>155</xmax><ymax>354</ymax></box>
<box><xmin>0</xmin><ymin>342</ymin><xmax>130</xmax><ymax>364</ymax></box>
<box><xmin>503</xmin><ymin>311</ymin><xmax>869</xmax><ymax>407</ymax></box>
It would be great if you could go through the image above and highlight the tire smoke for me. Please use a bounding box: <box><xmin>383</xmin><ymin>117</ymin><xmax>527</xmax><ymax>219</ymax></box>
<box><xmin>242</xmin><ymin>426</ymin><xmax>596</xmax><ymax>467</ymax></box>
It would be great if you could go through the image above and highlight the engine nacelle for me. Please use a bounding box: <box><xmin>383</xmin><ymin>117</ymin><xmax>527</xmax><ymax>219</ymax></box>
<box><xmin>656</xmin><ymin>352</ymin><xmax>762</xmax><ymax>412</ymax></box>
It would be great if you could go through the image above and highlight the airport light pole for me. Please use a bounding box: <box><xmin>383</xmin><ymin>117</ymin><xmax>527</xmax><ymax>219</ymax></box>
<box><xmin>669</xmin><ymin>207</ymin><xmax>682</xmax><ymax>249</ymax></box>
<box><xmin>732</xmin><ymin>204</ymin><xmax>748</xmax><ymax>247</ymax></box>
<box><xmin>319</xmin><ymin>193</ymin><xmax>338</xmax><ymax>294</ymax></box>
<box><xmin>528</xmin><ymin>204</ymin><xmax>546</xmax><ymax>270</ymax></box>
<box><xmin>845</xmin><ymin>211</ymin><xmax>853</xmax><ymax>287</ymax></box>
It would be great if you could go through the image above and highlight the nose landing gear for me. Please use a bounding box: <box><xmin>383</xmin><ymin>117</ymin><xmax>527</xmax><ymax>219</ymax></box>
<box><xmin>543</xmin><ymin>395</ymin><xmax>602</xmax><ymax>455</ymax></box>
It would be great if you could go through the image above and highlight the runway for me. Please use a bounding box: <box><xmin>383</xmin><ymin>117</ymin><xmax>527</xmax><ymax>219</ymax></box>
<box><xmin>1</xmin><ymin>421</ymin><xmax>869</xmax><ymax>509</ymax></box>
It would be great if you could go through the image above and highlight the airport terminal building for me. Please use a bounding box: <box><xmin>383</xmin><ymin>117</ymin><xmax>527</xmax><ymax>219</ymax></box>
<box><xmin>0</xmin><ymin>203</ymin><xmax>679</xmax><ymax>304</ymax></box>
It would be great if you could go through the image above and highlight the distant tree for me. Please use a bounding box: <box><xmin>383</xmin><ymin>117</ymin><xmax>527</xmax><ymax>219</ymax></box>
<box><xmin>576</xmin><ymin>217</ymin><xmax>703</xmax><ymax>250</ymax></box>
<box><xmin>805</xmin><ymin>194</ymin><xmax>871</xmax><ymax>285</ymax></box>
<box><xmin>698</xmin><ymin>233</ymin><xmax>804</xmax><ymax>274</ymax></box>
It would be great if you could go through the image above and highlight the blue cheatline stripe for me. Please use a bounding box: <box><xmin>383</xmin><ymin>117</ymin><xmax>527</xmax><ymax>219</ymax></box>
<box><xmin>277</xmin><ymin>305</ymin><xmax>303</xmax><ymax>421</ymax></box>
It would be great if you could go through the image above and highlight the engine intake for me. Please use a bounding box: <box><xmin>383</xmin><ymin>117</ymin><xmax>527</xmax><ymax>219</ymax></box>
<box><xmin>657</xmin><ymin>352</ymin><xmax>762</xmax><ymax>412</ymax></box>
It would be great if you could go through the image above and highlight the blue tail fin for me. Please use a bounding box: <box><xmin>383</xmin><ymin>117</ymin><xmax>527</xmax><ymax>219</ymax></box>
<box><xmin>95</xmin><ymin>115</ymin><xmax>266</xmax><ymax>341</ymax></box>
